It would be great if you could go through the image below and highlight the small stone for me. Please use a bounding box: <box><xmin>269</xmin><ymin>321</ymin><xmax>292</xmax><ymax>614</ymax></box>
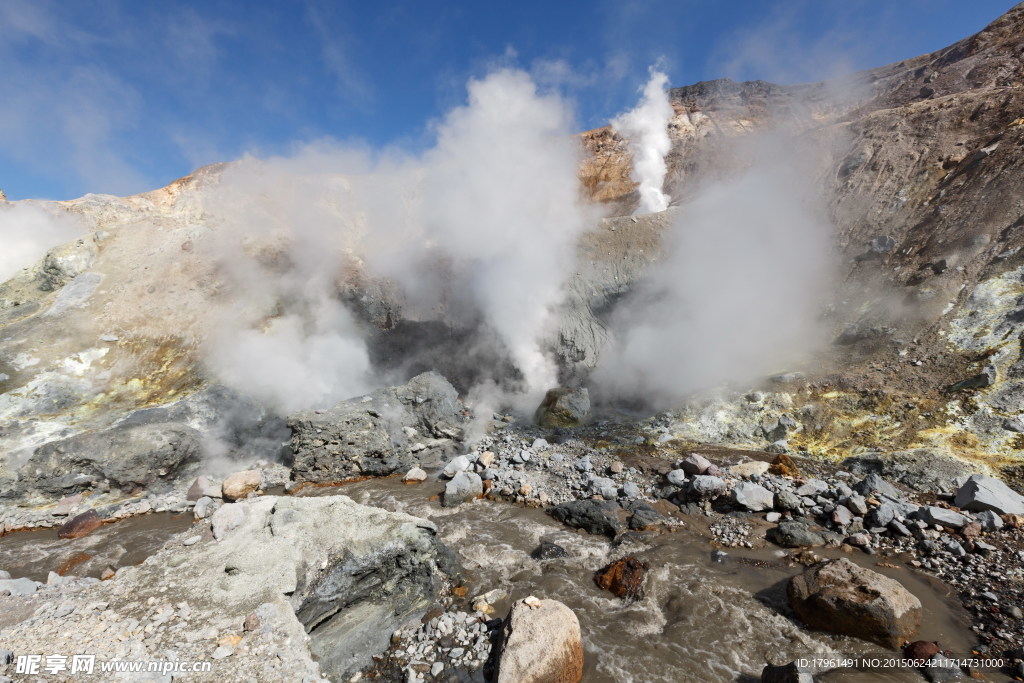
<box><xmin>243</xmin><ymin>613</ymin><xmax>261</xmax><ymax>632</ymax></box>
<box><xmin>100</xmin><ymin>566</ymin><xmax>117</xmax><ymax>581</ymax></box>
<box><xmin>182</xmin><ymin>535</ymin><xmax>201</xmax><ymax>546</ymax></box>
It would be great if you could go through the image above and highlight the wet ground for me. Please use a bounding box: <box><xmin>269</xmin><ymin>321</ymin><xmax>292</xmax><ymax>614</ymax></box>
<box><xmin>0</xmin><ymin>478</ymin><xmax>990</xmax><ymax>682</ymax></box>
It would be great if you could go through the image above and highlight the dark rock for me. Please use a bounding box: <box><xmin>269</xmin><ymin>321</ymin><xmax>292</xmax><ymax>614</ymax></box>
<box><xmin>953</xmin><ymin>474</ymin><xmax>1024</xmax><ymax>515</ymax></box>
<box><xmin>289</xmin><ymin>372</ymin><xmax>464</xmax><ymax>482</ymax></box>
<box><xmin>535</xmin><ymin>388</ymin><xmax>591</xmax><ymax>428</ymax></box>
<box><xmin>761</xmin><ymin>661</ymin><xmax>815</xmax><ymax>683</ymax></box>
<box><xmin>767</xmin><ymin>521</ymin><xmax>825</xmax><ymax>548</ymax></box>
<box><xmin>594</xmin><ymin>557</ymin><xmax>648</xmax><ymax>600</ymax></box>
<box><xmin>853</xmin><ymin>473</ymin><xmax>901</xmax><ymax>499</ymax></box>
<box><xmin>902</xmin><ymin>640</ymin><xmax>940</xmax><ymax>661</ymax></box>
<box><xmin>58</xmin><ymin>509</ymin><xmax>104</xmax><ymax>539</ymax></box>
<box><xmin>788</xmin><ymin>557</ymin><xmax>921</xmax><ymax>648</ymax></box>
<box><xmin>547</xmin><ymin>500</ymin><xmax>623</xmax><ymax>537</ymax></box>
<box><xmin>918</xmin><ymin>506</ymin><xmax>970</xmax><ymax>529</ymax></box>
<box><xmin>775</xmin><ymin>490</ymin><xmax>803</xmax><ymax>512</ymax></box>
<box><xmin>18</xmin><ymin>423</ymin><xmax>202</xmax><ymax>497</ymax></box>
<box><xmin>627</xmin><ymin>503</ymin><xmax>664</xmax><ymax>530</ymax></box>
<box><xmin>843</xmin><ymin>450</ymin><xmax>977</xmax><ymax>495</ymax></box>
<box><xmin>947</xmin><ymin>365</ymin><xmax>996</xmax><ymax>392</ymax></box>
<box><xmin>530</xmin><ymin>542</ymin><xmax>569</xmax><ymax>560</ymax></box>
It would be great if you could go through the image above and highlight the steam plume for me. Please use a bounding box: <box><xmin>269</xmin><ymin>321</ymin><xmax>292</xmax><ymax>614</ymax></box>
<box><xmin>612</xmin><ymin>67</ymin><xmax>674</xmax><ymax>214</ymax></box>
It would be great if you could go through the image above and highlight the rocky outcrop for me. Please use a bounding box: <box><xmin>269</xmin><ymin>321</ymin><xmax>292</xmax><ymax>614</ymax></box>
<box><xmin>0</xmin><ymin>495</ymin><xmax>452</xmax><ymax>682</ymax></box>
<box><xmin>535</xmin><ymin>387</ymin><xmax>591</xmax><ymax>428</ymax></box>
<box><xmin>495</xmin><ymin>598</ymin><xmax>584</xmax><ymax>683</ymax></box>
<box><xmin>289</xmin><ymin>371</ymin><xmax>464</xmax><ymax>482</ymax></box>
<box><xmin>10</xmin><ymin>422</ymin><xmax>201</xmax><ymax>500</ymax></box>
<box><xmin>788</xmin><ymin>558</ymin><xmax>922</xmax><ymax>648</ymax></box>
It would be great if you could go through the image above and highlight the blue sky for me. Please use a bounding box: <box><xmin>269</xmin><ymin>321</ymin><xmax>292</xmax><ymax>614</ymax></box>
<box><xmin>0</xmin><ymin>0</ymin><xmax>1014</xmax><ymax>201</ymax></box>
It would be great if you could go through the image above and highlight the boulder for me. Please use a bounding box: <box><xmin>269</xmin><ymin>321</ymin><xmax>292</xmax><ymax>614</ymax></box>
<box><xmin>57</xmin><ymin>509</ymin><xmax>104</xmax><ymax>539</ymax></box>
<box><xmin>854</xmin><ymin>473</ymin><xmax>901</xmax><ymax>499</ymax></box>
<box><xmin>687</xmin><ymin>475</ymin><xmax>727</xmax><ymax>500</ymax></box>
<box><xmin>918</xmin><ymin>506</ymin><xmax>970</xmax><ymax>529</ymax></box>
<box><xmin>767</xmin><ymin>521</ymin><xmax>825</xmax><ymax>548</ymax></box>
<box><xmin>17</xmin><ymin>422</ymin><xmax>202</xmax><ymax>497</ymax></box>
<box><xmin>732</xmin><ymin>482</ymin><xmax>774</xmax><ymax>511</ymax></box>
<box><xmin>788</xmin><ymin>557</ymin><xmax>921</xmax><ymax>648</ymax></box>
<box><xmin>222</xmin><ymin>470</ymin><xmax>261</xmax><ymax>502</ymax></box>
<box><xmin>402</xmin><ymin>467</ymin><xmax>427</xmax><ymax>483</ymax></box>
<box><xmin>496</xmin><ymin>598</ymin><xmax>583</xmax><ymax>683</ymax></box>
<box><xmin>769</xmin><ymin>454</ymin><xmax>801</xmax><ymax>478</ymax></box>
<box><xmin>187</xmin><ymin>476</ymin><xmax>222</xmax><ymax>501</ymax></box>
<box><xmin>594</xmin><ymin>557</ymin><xmax>648</xmax><ymax>600</ymax></box>
<box><xmin>547</xmin><ymin>500</ymin><xmax>623</xmax><ymax>537</ymax></box>
<box><xmin>124</xmin><ymin>496</ymin><xmax>447</xmax><ymax>682</ymax></box>
<box><xmin>443</xmin><ymin>471</ymin><xmax>482</xmax><ymax>507</ymax></box>
<box><xmin>531</xmin><ymin>542</ymin><xmax>568</xmax><ymax>560</ymax></box>
<box><xmin>442</xmin><ymin>455</ymin><xmax>472</xmax><ymax>478</ymax></box>
<box><xmin>289</xmin><ymin>372</ymin><xmax>464</xmax><ymax>483</ymax></box>
<box><xmin>953</xmin><ymin>475</ymin><xmax>1024</xmax><ymax>515</ymax></box>
<box><xmin>681</xmin><ymin>453</ymin><xmax>712</xmax><ymax>475</ymax></box>
<box><xmin>535</xmin><ymin>388</ymin><xmax>591</xmax><ymax>428</ymax></box>
<box><xmin>666</xmin><ymin>469</ymin><xmax>688</xmax><ymax>486</ymax></box>
<box><xmin>0</xmin><ymin>577</ymin><xmax>39</xmax><ymax>596</ymax></box>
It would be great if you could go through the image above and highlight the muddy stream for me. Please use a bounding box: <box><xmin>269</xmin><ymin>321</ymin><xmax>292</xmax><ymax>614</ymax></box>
<box><xmin>0</xmin><ymin>476</ymin><xmax>981</xmax><ymax>682</ymax></box>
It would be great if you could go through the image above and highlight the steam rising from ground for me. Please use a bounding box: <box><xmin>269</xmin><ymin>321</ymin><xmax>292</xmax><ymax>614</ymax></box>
<box><xmin>0</xmin><ymin>203</ymin><xmax>81</xmax><ymax>283</ymax></box>
<box><xmin>199</xmin><ymin>69</ymin><xmax>588</xmax><ymax>413</ymax></box>
<box><xmin>595</xmin><ymin>136</ymin><xmax>835</xmax><ymax>402</ymax></box>
<box><xmin>612</xmin><ymin>67</ymin><xmax>674</xmax><ymax>214</ymax></box>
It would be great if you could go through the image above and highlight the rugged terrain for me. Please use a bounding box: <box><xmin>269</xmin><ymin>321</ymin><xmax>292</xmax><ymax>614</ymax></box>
<box><xmin>2</xmin><ymin>4</ymin><xmax>1024</xmax><ymax>683</ymax></box>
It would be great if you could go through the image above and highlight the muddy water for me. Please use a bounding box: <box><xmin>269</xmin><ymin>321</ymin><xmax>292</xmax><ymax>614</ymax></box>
<box><xmin>0</xmin><ymin>513</ymin><xmax>194</xmax><ymax>582</ymax></box>
<box><xmin>299</xmin><ymin>477</ymin><xmax>978</xmax><ymax>683</ymax></box>
<box><xmin>0</xmin><ymin>483</ymin><xmax>979</xmax><ymax>682</ymax></box>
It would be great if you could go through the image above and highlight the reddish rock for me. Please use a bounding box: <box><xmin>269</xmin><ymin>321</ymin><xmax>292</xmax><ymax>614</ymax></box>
<box><xmin>959</xmin><ymin>521</ymin><xmax>982</xmax><ymax>539</ymax></box>
<box><xmin>57</xmin><ymin>510</ymin><xmax>104</xmax><ymax>539</ymax></box>
<box><xmin>594</xmin><ymin>557</ymin><xmax>648</xmax><ymax>600</ymax></box>
<box><xmin>903</xmin><ymin>640</ymin><xmax>941</xmax><ymax>662</ymax></box>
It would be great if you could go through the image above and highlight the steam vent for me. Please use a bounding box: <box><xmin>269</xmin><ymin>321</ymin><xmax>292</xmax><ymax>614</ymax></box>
<box><xmin>3</xmin><ymin>3</ymin><xmax>1024</xmax><ymax>682</ymax></box>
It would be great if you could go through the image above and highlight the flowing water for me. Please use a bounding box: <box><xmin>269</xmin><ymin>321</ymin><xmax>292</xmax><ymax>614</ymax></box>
<box><xmin>0</xmin><ymin>480</ymin><xmax>980</xmax><ymax>682</ymax></box>
<box><xmin>297</xmin><ymin>476</ymin><xmax>979</xmax><ymax>683</ymax></box>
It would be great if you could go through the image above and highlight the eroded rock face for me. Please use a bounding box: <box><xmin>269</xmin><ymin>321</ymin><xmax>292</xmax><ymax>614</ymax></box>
<box><xmin>788</xmin><ymin>558</ymin><xmax>921</xmax><ymax>648</ymax></box>
<box><xmin>289</xmin><ymin>371</ymin><xmax>464</xmax><ymax>482</ymax></box>
<box><xmin>12</xmin><ymin>422</ymin><xmax>201</xmax><ymax>500</ymax></box>
<box><xmin>496</xmin><ymin>598</ymin><xmax>584</xmax><ymax>683</ymax></box>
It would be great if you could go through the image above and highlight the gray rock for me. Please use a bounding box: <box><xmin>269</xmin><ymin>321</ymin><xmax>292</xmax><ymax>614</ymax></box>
<box><xmin>622</xmin><ymin>482</ymin><xmax>641</xmax><ymax>499</ymax></box>
<box><xmin>1003</xmin><ymin>417</ymin><xmax>1024</xmax><ymax>433</ymax></box>
<box><xmin>948</xmin><ymin>365</ymin><xmax>996</xmax><ymax>392</ymax></box>
<box><xmin>194</xmin><ymin>496</ymin><xmax>216</xmax><ymax>520</ymax></box>
<box><xmin>0</xmin><ymin>570</ymin><xmax>9</xmax><ymax>580</ymax></box>
<box><xmin>854</xmin><ymin>473</ymin><xmax>901</xmax><ymax>499</ymax></box>
<box><xmin>953</xmin><ymin>474</ymin><xmax>1024</xmax><ymax>515</ymax></box>
<box><xmin>16</xmin><ymin>422</ymin><xmax>202</xmax><ymax>497</ymax></box>
<box><xmin>443</xmin><ymin>472</ymin><xmax>483</xmax><ymax>507</ymax></box>
<box><xmin>767</xmin><ymin>522</ymin><xmax>825</xmax><ymax>548</ymax></box>
<box><xmin>211</xmin><ymin>503</ymin><xmax>248</xmax><ymax>540</ymax></box>
<box><xmin>868</xmin><ymin>502</ymin><xmax>896</xmax><ymax>528</ymax></box>
<box><xmin>843</xmin><ymin>450</ymin><xmax>977</xmax><ymax>495</ymax></box>
<box><xmin>832</xmin><ymin>505</ymin><xmax>853</xmax><ymax>527</ymax></box>
<box><xmin>918</xmin><ymin>506</ymin><xmax>970</xmax><ymax>529</ymax></box>
<box><xmin>732</xmin><ymin>482</ymin><xmax>774</xmax><ymax>511</ymax></box>
<box><xmin>666</xmin><ymin>469</ymin><xmax>688</xmax><ymax>486</ymax></box>
<box><xmin>687</xmin><ymin>475</ymin><xmax>727</xmax><ymax>500</ymax></box>
<box><xmin>775</xmin><ymin>490</ymin><xmax>803</xmax><ymax>512</ymax></box>
<box><xmin>289</xmin><ymin>372</ymin><xmax>464</xmax><ymax>482</ymax></box>
<box><xmin>0</xmin><ymin>577</ymin><xmax>38</xmax><ymax>596</ymax></box>
<box><xmin>535</xmin><ymin>387</ymin><xmax>590</xmax><ymax>428</ymax></box>
<box><xmin>795</xmin><ymin>479</ymin><xmax>828</xmax><ymax>497</ymax></box>
<box><xmin>844</xmin><ymin>493</ymin><xmax>869</xmax><ymax>516</ymax></box>
<box><xmin>442</xmin><ymin>455</ymin><xmax>472</xmax><ymax>478</ymax></box>
<box><xmin>921</xmin><ymin>654</ymin><xmax>964</xmax><ymax>682</ymax></box>
<box><xmin>575</xmin><ymin>456</ymin><xmax>593</xmax><ymax>472</ymax></box>
<box><xmin>973</xmin><ymin>510</ymin><xmax>1003</xmax><ymax>531</ymax></box>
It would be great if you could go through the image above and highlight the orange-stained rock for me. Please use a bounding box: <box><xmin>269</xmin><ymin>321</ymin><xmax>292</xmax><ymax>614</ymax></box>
<box><xmin>594</xmin><ymin>556</ymin><xmax>648</xmax><ymax>600</ymax></box>
<box><xmin>769</xmin><ymin>453</ymin><xmax>801</xmax><ymax>478</ymax></box>
<box><xmin>58</xmin><ymin>510</ymin><xmax>103</xmax><ymax>539</ymax></box>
